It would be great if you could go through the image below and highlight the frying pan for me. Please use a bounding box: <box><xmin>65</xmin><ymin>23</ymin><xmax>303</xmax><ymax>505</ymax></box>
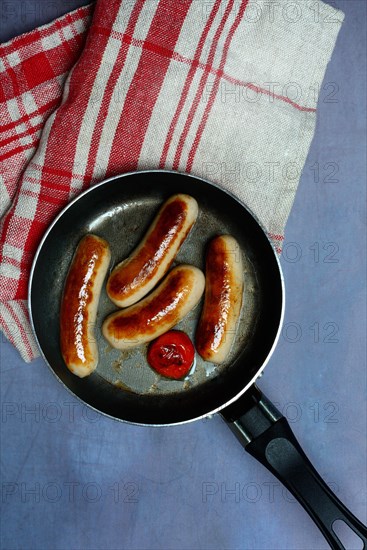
<box><xmin>29</xmin><ymin>170</ymin><xmax>366</xmax><ymax>549</ymax></box>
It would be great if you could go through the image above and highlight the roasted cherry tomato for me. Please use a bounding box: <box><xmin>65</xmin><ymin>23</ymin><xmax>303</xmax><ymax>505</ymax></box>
<box><xmin>147</xmin><ymin>330</ymin><xmax>195</xmax><ymax>380</ymax></box>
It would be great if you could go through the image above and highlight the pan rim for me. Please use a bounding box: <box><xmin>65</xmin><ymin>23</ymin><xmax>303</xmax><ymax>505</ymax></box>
<box><xmin>28</xmin><ymin>169</ymin><xmax>285</xmax><ymax>427</ymax></box>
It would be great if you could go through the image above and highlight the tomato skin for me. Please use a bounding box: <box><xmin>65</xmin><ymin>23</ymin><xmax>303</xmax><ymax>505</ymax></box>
<box><xmin>147</xmin><ymin>331</ymin><xmax>195</xmax><ymax>380</ymax></box>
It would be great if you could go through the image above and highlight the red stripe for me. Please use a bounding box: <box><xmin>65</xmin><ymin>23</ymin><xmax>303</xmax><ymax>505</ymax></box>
<box><xmin>64</xmin><ymin>10</ymin><xmax>82</xmax><ymax>43</ymax></box>
<box><xmin>19</xmin><ymin>220</ymin><xmax>47</xmax><ymax>300</ymax></box>
<box><xmin>18</xmin><ymin>300</ymin><xmax>33</xmax><ymax>340</ymax></box>
<box><xmin>18</xmin><ymin>187</ymin><xmax>64</xmax><ymax>207</ymax></box>
<box><xmin>35</xmin><ymin>191</ymin><xmax>64</xmax><ymax>207</ymax></box>
<box><xmin>172</xmin><ymin>0</ymin><xmax>235</xmax><ymax>171</ymax></box>
<box><xmin>24</xmin><ymin>177</ymin><xmax>69</xmax><ymax>201</ymax></box>
<box><xmin>0</xmin><ymin>6</ymin><xmax>91</xmax><ymax>57</ymax></box>
<box><xmin>38</xmin><ymin>7</ymin><xmax>120</xmax><ymax>198</ymax></box>
<box><xmin>0</xmin><ymin>250</ymin><xmax>35</xmax><ymax>275</ymax></box>
<box><xmin>1</xmin><ymin>47</ymin><xmax>71</xmax><ymax>102</ymax></box>
<box><xmin>64</xmin><ymin>9</ymin><xmax>91</xmax><ymax>50</ymax></box>
<box><xmin>0</xmin><ymin>122</ymin><xmax>43</xmax><ymax>148</ymax></box>
<box><xmin>0</xmin><ymin>210</ymin><xmax>12</xmax><ymax>260</ymax></box>
<box><xmin>26</xmin><ymin>175</ymin><xmax>75</xmax><ymax>193</ymax></box>
<box><xmin>0</xmin><ymin>98</ymin><xmax>60</xmax><ymax>134</ymax></box>
<box><xmin>55</xmin><ymin>18</ymin><xmax>75</xmax><ymax>61</ymax></box>
<box><xmin>158</xmin><ymin>0</ymin><xmax>222</xmax><ymax>169</ymax></box>
<box><xmin>0</xmin><ymin>141</ymin><xmax>36</xmax><ymax>162</ymax></box>
<box><xmin>222</xmin><ymin>78</ymin><xmax>317</xmax><ymax>113</ymax></box>
<box><xmin>0</xmin><ymin>32</ymin><xmax>40</xmax><ymax>56</ymax></box>
<box><xmin>19</xmin><ymin>188</ymin><xmax>39</xmax><ymax>199</ymax></box>
<box><xmin>29</xmin><ymin>162</ymin><xmax>82</xmax><ymax>180</ymax></box>
<box><xmin>84</xmin><ymin>1</ymin><xmax>145</xmax><ymax>183</ymax></box>
<box><xmin>187</xmin><ymin>1</ymin><xmax>249</xmax><ymax>171</ymax></box>
<box><xmin>0</xmin><ymin>312</ymin><xmax>18</xmax><ymax>349</ymax></box>
<box><xmin>1</xmin><ymin>256</ymin><xmax>21</xmax><ymax>268</ymax></box>
<box><xmin>2</xmin><ymin>302</ymin><xmax>33</xmax><ymax>359</ymax></box>
<box><xmin>268</xmin><ymin>233</ymin><xmax>285</xmax><ymax>241</ymax></box>
<box><xmin>1</xmin><ymin>57</ymin><xmax>33</xmax><ymax>136</ymax></box>
<box><xmin>95</xmin><ymin>28</ymin><xmax>317</xmax><ymax>114</ymax></box>
<box><xmin>106</xmin><ymin>0</ymin><xmax>192</xmax><ymax>174</ymax></box>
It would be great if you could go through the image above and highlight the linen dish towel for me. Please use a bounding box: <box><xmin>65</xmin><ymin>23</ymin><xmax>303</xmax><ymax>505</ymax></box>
<box><xmin>0</xmin><ymin>0</ymin><xmax>344</xmax><ymax>361</ymax></box>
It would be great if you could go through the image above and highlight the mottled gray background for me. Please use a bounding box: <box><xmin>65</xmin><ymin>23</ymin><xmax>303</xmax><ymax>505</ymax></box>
<box><xmin>0</xmin><ymin>1</ymin><xmax>366</xmax><ymax>549</ymax></box>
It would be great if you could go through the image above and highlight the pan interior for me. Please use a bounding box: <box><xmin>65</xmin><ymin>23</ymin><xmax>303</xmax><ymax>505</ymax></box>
<box><xmin>89</xmin><ymin>195</ymin><xmax>258</xmax><ymax>395</ymax></box>
<box><xmin>30</xmin><ymin>171</ymin><xmax>283</xmax><ymax>425</ymax></box>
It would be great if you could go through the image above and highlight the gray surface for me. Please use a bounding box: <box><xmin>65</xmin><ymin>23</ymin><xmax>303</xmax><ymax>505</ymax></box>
<box><xmin>0</xmin><ymin>1</ymin><xmax>366</xmax><ymax>549</ymax></box>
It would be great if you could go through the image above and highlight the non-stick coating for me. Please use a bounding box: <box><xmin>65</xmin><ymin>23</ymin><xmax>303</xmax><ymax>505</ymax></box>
<box><xmin>29</xmin><ymin>171</ymin><xmax>284</xmax><ymax>425</ymax></box>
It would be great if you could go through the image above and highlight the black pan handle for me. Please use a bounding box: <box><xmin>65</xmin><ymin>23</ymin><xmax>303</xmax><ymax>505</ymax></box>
<box><xmin>221</xmin><ymin>385</ymin><xmax>367</xmax><ymax>550</ymax></box>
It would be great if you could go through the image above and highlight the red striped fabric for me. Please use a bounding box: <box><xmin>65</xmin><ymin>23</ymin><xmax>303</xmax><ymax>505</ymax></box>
<box><xmin>84</xmin><ymin>1</ymin><xmax>146</xmax><ymax>183</ymax></box>
<box><xmin>0</xmin><ymin>0</ymin><xmax>344</xmax><ymax>360</ymax></box>
<box><xmin>106</xmin><ymin>1</ymin><xmax>192</xmax><ymax>173</ymax></box>
<box><xmin>185</xmin><ymin>0</ymin><xmax>250</xmax><ymax>172</ymax></box>
<box><xmin>159</xmin><ymin>0</ymin><xmax>222</xmax><ymax>169</ymax></box>
<box><xmin>172</xmin><ymin>0</ymin><xmax>235</xmax><ymax>171</ymax></box>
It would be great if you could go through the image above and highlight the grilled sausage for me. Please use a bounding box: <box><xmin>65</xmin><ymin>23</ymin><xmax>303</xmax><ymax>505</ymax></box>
<box><xmin>106</xmin><ymin>194</ymin><xmax>198</xmax><ymax>307</ymax></box>
<box><xmin>103</xmin><ymin>265</ymin><xmax>205</xmax><ymax>350</ymax></box>
<box><xmin>60</xmin><ymin>234</ymin><xmax>111</xmax><ymax>378</ymax></box>
<box><xmin>195</xmin><ymin>235</ymin><xmax>243</xmax><ymax>363</ymax></box>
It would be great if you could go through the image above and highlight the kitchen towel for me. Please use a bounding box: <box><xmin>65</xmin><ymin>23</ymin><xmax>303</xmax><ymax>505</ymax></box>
<box><xmin>0</xmin><ymin>0</ymin><xmax>344</xmax><ymax>361</ymax></box>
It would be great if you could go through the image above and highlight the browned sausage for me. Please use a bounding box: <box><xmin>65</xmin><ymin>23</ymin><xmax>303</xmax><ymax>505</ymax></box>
<box><xmin>195</xmin><ymin>235</ymin><xmax>243</xmax><ymax>363</ymax></box>
<box><xmin>103</xmin><ymin>265</ymin><xmax>205</xmax><ymax>349</ymax></box>
<box><xmin>60</xmin><ymin>234</ymin><xmax>111</xmax><ymax>377</ymax></box>
<box><xmin>106</xmin><ymin>194</ymin><xmax>198</xmax><ymax>307</ymax></box>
